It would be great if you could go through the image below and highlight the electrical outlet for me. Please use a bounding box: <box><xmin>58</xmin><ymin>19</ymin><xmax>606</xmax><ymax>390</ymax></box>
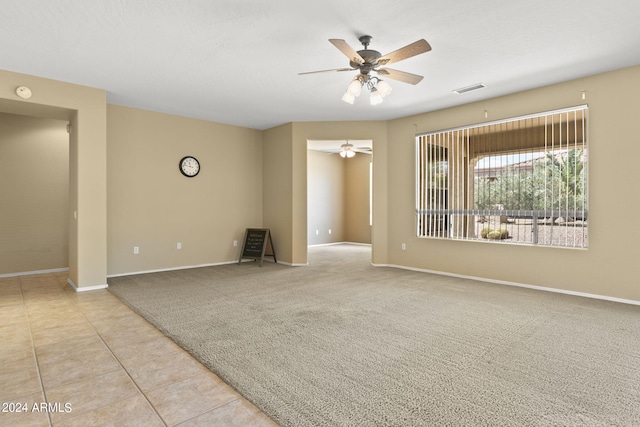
<box><xmin>177</xmin><ymin>242</ymin><xmax>182</xmax><ymax>249</ymax></box>
<box><xmin>316</xmin><ymin>229</ymin><xmax>319</xmax><ymax>235</ymax></box>
<box><xmin>233</xmin><ymin>240</ymin><xmax>238</xmax><ymax>247</ymax></box>
<box><xmin>401</xmin><ymin>243</ymin><xmax>406</xmax><ymax>251</ymax></box>
<box><xmin>133</xmin><ymin>246</ymin><xmax>139</xmax><ymax>254</ymax></box>
<box><xmin>328</xmin><ymin>229</ymin><xmax>332</xmax><ymax>234</ymax></box>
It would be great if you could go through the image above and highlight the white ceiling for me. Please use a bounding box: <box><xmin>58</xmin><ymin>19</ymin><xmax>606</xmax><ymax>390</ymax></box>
<box><xmin>2</xmin><ymin>1</ymin><xmax>640</xmax><ymax>130</ymax></box>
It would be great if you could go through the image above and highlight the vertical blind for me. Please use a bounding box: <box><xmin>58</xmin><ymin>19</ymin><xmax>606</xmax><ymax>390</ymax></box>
<box><xmin>416</xmin><ymin>105</ymin><xmax>588</xmax><ymax>248</ymax></box>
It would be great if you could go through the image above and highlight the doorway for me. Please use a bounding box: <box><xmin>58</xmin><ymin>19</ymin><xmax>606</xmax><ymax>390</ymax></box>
<box><xmin>0</xmin><ymin>112</ymin><xmax>70</xmax><ymax>275</ymax></box>
<box><xmin>306</xmin><ymin>139</ymin><xmax>372</xmax><ymax>247</ymax></box>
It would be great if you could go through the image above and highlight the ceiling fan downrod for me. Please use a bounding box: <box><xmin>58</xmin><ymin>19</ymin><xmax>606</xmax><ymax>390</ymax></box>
<box><xmin>359</xmin><ymin>35</ymin><xmax>373</xmax><ymax>49</ymax></box>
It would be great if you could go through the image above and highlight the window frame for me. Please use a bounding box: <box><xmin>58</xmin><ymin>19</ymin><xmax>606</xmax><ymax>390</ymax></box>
<box><xmin>415</xmin><ymin>105</ymin><xmax>588</xmax><ymax>248</ymax></box>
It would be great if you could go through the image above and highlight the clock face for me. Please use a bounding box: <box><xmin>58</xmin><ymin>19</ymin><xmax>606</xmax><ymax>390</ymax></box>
<box><xmin>179</xmin><ymin>156</ymin><xmax>200</xmax><ymax>177</ymax></box>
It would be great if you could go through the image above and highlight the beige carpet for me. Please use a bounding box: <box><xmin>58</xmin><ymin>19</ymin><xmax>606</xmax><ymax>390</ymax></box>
<box><xmin>108</xmin><ymin>244</ymin><xmax>640</xmax><ymax>426</ymax></box>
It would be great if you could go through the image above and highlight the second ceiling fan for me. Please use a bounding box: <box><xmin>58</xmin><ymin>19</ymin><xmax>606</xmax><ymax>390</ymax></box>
<box><xmin>300</xmin><ymin>35</ymin><xmax>432</xmax><ymax>104</ymax></box>
<box><xmin>325</xmin><ymin>141</ymin><xmax>372</xmax><ymax>158</ymax></box>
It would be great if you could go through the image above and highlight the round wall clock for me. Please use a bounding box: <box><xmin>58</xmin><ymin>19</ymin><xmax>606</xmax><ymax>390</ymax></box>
<box><xmin>179</xmin><ymin>156</ymin><xmax>200</xmax><ymax>177</ymax></box>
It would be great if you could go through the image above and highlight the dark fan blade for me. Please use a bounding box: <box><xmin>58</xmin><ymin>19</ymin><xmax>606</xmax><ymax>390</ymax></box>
<box><xmin>375</xmin><ymin>39</ymin><xmax>431</xmax><ymax>66</ymax></box>
<box><xmin>329</xmin><ymin>39</ymin><xmax>365</xmax><ymax>65</ymax></box>
<box><xmin>298</xmin><ymin>67</ymin><xmax>357</xmax><ymax>75</ymax></box>
<box><xmin>377</xmin><ymin>68</ymin><xmax>424</xmax><ymax>85</ymax></box>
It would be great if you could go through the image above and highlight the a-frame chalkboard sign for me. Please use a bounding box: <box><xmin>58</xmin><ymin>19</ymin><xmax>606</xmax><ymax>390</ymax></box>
<box><xmin>238</xmin><ymin>228</ymin><xmax>277</xmax><ymax>266</ymax></box>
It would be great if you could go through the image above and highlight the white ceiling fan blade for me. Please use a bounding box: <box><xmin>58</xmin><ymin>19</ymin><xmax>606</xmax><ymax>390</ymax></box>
<box><xmin>353</xmin><ymin>147</ymin><xmax>372</xmax><ymax>153</ymax></box>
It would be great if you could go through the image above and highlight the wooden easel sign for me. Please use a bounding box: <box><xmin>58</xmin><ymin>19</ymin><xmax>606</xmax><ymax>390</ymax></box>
<box><xmin>238</xmin><ymin>228</ymin><xmax>277</xmax><ymax>267</ymax></box>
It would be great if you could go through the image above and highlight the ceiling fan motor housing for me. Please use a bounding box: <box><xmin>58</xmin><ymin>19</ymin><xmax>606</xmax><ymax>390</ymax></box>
<box><xmin>351</xmin><ymin>49</ymin><xmax>381</xmax><ymax>71</ymax></box>
<box><xmin>351</xmin><ymin>35</ymin><xmax>381</xmax><ymax>72</ymax></box>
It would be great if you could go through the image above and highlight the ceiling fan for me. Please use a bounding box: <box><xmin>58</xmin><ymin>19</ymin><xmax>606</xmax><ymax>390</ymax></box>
<box><xmin>326</xmin><ymin>141</ymin><xmax>372</xmax><ymax>158</ymax></box>
<box><xmin>300</xmin><ymin>35</ymin><xmax>432</xmax><ymax>105</ymax></box>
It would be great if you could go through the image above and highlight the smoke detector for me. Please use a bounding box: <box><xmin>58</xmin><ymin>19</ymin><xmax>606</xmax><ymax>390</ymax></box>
<box><xmin>16</xmin><ymin>86</ymin><xmax>32</xmax><ymax>99</ymax></box>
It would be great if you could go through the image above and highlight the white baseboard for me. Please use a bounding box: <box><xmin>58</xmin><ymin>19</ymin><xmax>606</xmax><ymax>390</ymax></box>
<box><xmin>67</xmin><ymin>278</ymin><xmax>108</xmax><ymax>292</ymax></box>
<box><xmin>373</xmin><ymin>263</ymin><xmax>640</xmax><ymax>307</ymax></box>
<box><xmin>237</xmin><ymin>258</ymin><xmax>307</xmax><ymax>267</ymax></box>
<box><xmin>107</xmin><ymin>260</ymin><xmax>247</xmax><ymax>278</ymax></box>
<box><xmin>0</xmin><ymin>267</ymin><xmax>69</xmax><ymax>278</ymax></box>
<box><xmin>308</xmin><ymin>242</ymin><xmax>372</xmax><ymax>248</ymax></box>
<box><xmin>276</xmin><ymin>260</ymin><xmax>308</xmax><ymax>266</ymax></box>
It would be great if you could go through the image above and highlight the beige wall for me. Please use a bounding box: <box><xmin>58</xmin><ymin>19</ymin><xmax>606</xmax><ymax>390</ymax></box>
<box><xmin>385</xmin><ymin>65</ymin><xmax>640</xmax><ymax>301</ymax></box>
<box><xmin>345</xmin><ymin>153</ymin><xmax>372</xmax><ymax>244</ymax></box>
<box><xmin>107</xmin><ymin>105</ymin><xmax>263</xmax><ymax>275</ymax></box>
<box><xmin>307</xmin><ymin>149</ymin><xmax>345</xmax><ymax>245</ymax></box>
<box><xmin>307</xmin><ymin>150</ymin><xmax>371</xmax><ymax>245</ymax></box>
<box><xmin>306</xmin><ymin>148</ymin><xmax>371</xmax><ymax>245</ymax></box>
<box><xmin>0</xmin><ymin>113</ymin><xmax>69</xmax><ymax>274</ymax></box>
<box><xmin>262</xmin><ymin>123</ymin><xmax>294</xmax><ymax>263</ymax></box>
<box><xmin>307</xmin><ymin>149</ymin><xmax>371</xmax><ymax>245</ymax></box>
<box><xmin>0</xmin><ymin>69</ymin><xmax>107</xmax><ymax>289</ymax></box>
<box><xmin>4</xmin><ymin>64</ymin><xmax>639</xmax><ymax>301</ymax></box>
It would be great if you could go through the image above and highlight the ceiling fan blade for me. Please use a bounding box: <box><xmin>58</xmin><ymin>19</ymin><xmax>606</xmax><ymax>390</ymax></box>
<box><xmin>353</xmin><ymin>148</ymin><xmax>372</xmax><ymax>153</ymax></box>
<box><xmin>376</xmin><ymin>39</ymin><xmax>431</xmax><ymax>66</ymax></box>
<box><xmin>329</xmin><ymin>39</ymin><xmax>365</xmax><ymax>65</ymax></box>
<box><xmin>298</xmin><ymin>67</ymin><xmax>357</xmax><ymax>75</ymax></box>
<box><xmin>377</xmin><ymin>68</ymin><xmax>424</xmax><ymax>85</ymax></box>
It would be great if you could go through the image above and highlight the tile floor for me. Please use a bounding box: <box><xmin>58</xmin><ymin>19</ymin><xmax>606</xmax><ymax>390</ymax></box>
<box><xmin>0</xmin><ymin>272</ymin><xmax>279</xmax><ymax>427</ymax></box>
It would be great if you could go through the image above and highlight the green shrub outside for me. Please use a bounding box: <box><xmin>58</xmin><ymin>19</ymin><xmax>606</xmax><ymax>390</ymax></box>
<box><xmin>482</xmin><ymin>228</ymin><xmax>509</xmax><ymax>240</ymax></box>
<box><xmin>480</xmin><ymin>228</ymin><xmax>493</xmax><ymax>238</ymax></box>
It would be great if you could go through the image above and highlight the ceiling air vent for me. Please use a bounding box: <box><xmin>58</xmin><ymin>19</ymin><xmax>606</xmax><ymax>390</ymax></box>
<box><xmin>453</xmin><ymin>83</ymin><xmax>486</xmax><ymax>94</ymax></box>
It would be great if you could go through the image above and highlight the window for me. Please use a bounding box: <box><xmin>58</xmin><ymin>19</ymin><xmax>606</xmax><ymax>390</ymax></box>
<box><xmin>416</xmin><ymin>106</ymin><xmax>588</xmax><ymax>248</ymax></box>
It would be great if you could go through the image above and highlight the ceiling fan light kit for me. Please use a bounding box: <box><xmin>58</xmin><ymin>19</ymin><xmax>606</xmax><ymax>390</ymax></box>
<box><xmin>342</xmin><ymin>74</ymin><xmax>392</xmax><ymax>105</ymax></box>
<box><xmin>347</xmin><ymin>78</ymin><xmax>363</xmax><ymax>97</ymax></box>
<box><xmin>300</xmin><ymin>35</ymin><xmax>431</xmax><ymax>106</ymax></box>
<box><xmin>339</xmin><ymin>143</ymin><xmax>357</xmax><ymax>158</ymax></box>
<box><xmin>369</xmin><ymin>86</ymin><xmax>384</xmax><ymax>106</ymax></box>
<box><xmin>341</xmin><ymin>91</ymin><xmax>356</xmax><ymax>104</ymax></box>
<box><xmin>376</xmin><ymin>80</ymin><xmax>392</xmax><ymax>97</ymax></box>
